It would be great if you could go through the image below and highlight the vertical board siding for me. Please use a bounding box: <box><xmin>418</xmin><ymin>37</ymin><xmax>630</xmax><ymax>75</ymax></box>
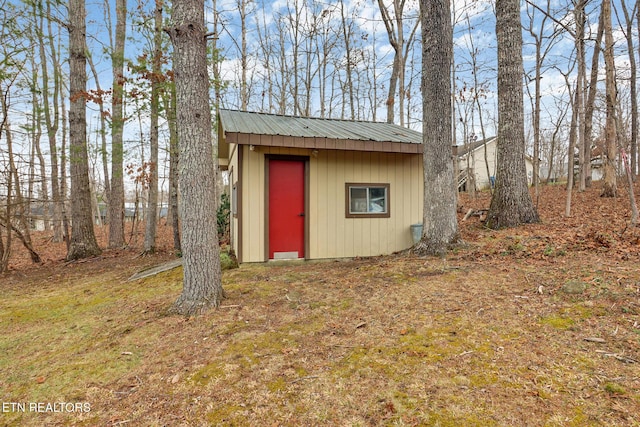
<box><xmin>229</xmin><ymin>143</ymin><xmax>240</xmax><ymax>259</ymax></box>
<box><xmin>240</xmin><ymin>146</ymin><xmax>423</xmax><ymax>262</ymax></box>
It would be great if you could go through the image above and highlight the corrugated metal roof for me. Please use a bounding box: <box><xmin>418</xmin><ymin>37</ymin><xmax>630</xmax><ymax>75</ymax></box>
<box><xmin>219</xmin><ymin>109</ymin><xmax>422</xmax><ymax>145</ymax></box>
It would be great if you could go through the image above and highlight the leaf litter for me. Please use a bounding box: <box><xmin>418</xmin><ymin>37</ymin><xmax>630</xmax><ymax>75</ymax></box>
<box><xmin>1</xmin><ymin>182</ymin><xmax>640</xmax><ymax>426</ymax></box>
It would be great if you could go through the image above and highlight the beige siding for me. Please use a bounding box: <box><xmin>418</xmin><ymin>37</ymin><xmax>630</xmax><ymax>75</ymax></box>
<box><xmin>228</xmin><ymin>143</ymin><xmax>240</xmax><ymax>258</ymax></box>
<box><xmin>466</xmin><ymin>141</ymin><xmax>497</xmax><ymax>190</ymax></box>
<box><xmin>459</xmin><ymin>139</ymin><xmax>533</xmax><ymax>190</ymax></box>
<box><xmin>239</xmin><ymin>146</ymin><xmax>423</xmax><ymax>262</ymax></box>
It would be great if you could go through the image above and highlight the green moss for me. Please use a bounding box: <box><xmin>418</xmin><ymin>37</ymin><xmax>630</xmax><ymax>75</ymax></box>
<box><xmin>332</xmin><ymin>347</ymin><xmax>396</xmax><ymax>379</ymax></box>
<box><xmin>421</xmin><ymin>410</ymin><xmax>498</xmax><ymax>426</ymax></box>
<box><xmin>563</xmin><ymin>305</ymin><xmax>593</xmax><ymax>320</ymax></box>
<box><xmin>267</xmin><ymin>376</ymin><xmax>287</xmax><ymax>393</ymax></box>
<box><xmin>559</xmin><ymin>406</ymin><xmax>600</xmax><ymax>427</ymax></box>
<box><xmin>468</xmin><ymin>372</ymin><xmax>499</xmax><ymax>388</ymax></box>
<box><xmin>216</xmin><ymin>321</ymin><xmax>250</xmax><ymax>336</ymax></box>
<box><xmin>604</xmin><ymin>382</ymin><xmax>626</xmax><ymax>395</ymax></box>
<box><xmin>206</xmin><ymin>404</ymin><xmax>247</xmax><ymax>426</ymax></box>
<box><xmin>389</xmin><ymin>390</ymin><xmax>418</xmax><ymax>411</ymax></box>
<box><xmin>192</xmin><ymin>362</ymin><xmax>227</xmax><ymax>386</ymax></box>
<box><xmin>294</xmin><ymin>366</ymin><xmax>308</xmax><ymax>377</ymax></box>
<box><xmin>332</xmin><ymin>299</ymin><xmax>353</xmax><ymax>311</ymax></box>
<box><xmin>309</xmin><ymin>301</ymin><xmax>328</xmax><ymax>309</ymax></box>
<box><xmin>539</xmin><ymin>315</ymin><xmax>575</xmax><ymax>330</ymax></box>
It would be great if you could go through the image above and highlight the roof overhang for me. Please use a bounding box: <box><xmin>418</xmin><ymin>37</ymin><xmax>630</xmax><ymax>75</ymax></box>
<box><xmin>222</xmin><ymin>131</ymin><xmax>422</xmax><ymax>154</ymax></box>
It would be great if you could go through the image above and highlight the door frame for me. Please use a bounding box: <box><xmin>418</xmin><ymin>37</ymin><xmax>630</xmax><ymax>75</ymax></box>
<box><xmin>264</xmin><ymin>155</ymin><xmax>310</xmax><ymax>261</ymax></box>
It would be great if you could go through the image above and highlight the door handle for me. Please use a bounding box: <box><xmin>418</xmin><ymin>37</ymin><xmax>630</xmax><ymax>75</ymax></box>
<box><xmin>298</xmin><ymin>212</ymin><xmax>305</xmax><ymax>217</ymax></box>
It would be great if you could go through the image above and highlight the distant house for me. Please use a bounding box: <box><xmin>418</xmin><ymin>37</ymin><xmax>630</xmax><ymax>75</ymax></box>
<box><xmin>29</xmin><ymin>204</ymin><xmax>49</xmax><ymax>231</ymax></box>
<box><xmin>217</xmin><ymin>109</ymin><xmax>424</xmax><ymax>263</ymax></box>
<box><xmin>454</xmin><ymin>136</ymin><xmax>534</xmax><ymax>191</ymax></box>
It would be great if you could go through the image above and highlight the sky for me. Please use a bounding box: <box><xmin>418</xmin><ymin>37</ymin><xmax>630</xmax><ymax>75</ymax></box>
<box><xmin>2</xmin><ymin>0</ymin><xmax>638</xmax><ymax>199</ymax></box>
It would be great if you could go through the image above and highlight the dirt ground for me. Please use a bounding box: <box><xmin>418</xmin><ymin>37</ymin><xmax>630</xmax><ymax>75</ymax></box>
<box><xmin>1</xmin><ymin>182</ymin><xmax>640</xmax><ymax>426</ymax></box>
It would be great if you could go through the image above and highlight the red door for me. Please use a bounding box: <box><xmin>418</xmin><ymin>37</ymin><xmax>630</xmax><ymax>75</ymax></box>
<box><xmin>269</xmin><ymin>159</ymin><xmax>305</xmax><ymax>259</ymax></box>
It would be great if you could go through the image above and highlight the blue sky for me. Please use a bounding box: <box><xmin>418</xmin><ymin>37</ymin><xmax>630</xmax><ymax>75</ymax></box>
<box><xmin>2</xmin><ymin>0</ymin><xmax>637</xmax><ymax>197</ymax></box>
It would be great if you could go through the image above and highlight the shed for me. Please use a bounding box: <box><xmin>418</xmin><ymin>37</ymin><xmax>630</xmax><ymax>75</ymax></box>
<box><xmin>217</xmin><ymin>109</ymin><xmax>424</xmax><ymax>263</ymax></box>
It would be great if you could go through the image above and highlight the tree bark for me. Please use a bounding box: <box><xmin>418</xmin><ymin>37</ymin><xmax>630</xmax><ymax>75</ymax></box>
<box><xmin>486</xmin><ymin>0</ymin><xmax>539</xmax><ymax>229</ymax></box>
<box><xmin>164</xmin><ymin>77</ymin><xmax>181</xmax><ymax>253</ymax></box>
<box><xmin>144</xmin><ymin>0</ymin><xmax>163</xmax><ymax>254</ymax></box>
<box><xmin>108</xmin><ymin>0</ymin><xmax>127</xmax><ymax>248</ymax></box>
<box><xmin>602</xmin><ymin>0</ymin><xmax>617</xmax><ymax>197</ymax></box>
<box><xmin>66</xmin><ymin>0</ymin><xmax>101</xmax><ymax>260</ymax></box>
<box><xmin>620</xmin><ymin>0</ymin><xmax>637</xmax><ymax>178</ymax></box>
<box><xmin>575</xmin><ymin>0</ymin><xmax>587</xmax><ymax>192</ymax></box>
<box><xmin>565</xmin><ymin>76</ymin><xmax>578</xmax><ymax>217</ymax></box>
<box><xmin>413</xmin><ymin>0</ymin><xmax>459</xmax><ymax>256</ymax></box>
<box><xmin>167</xmin><ymin>0</ymin><xmax>224</xmax><ymax>315</ymax></box>
<box><xmin>583</xmin><ymin>9</ymin><xmax>604</xmax><ymax>188</ymax></box>
<box><xmin>87</xmin><ymin>54</ymin><xmax>110</xmax><ymax>221</ymax></box>
<box><xmin>37</xmin><ymin>0</ymin><xmax>65</xmax><ymax>242</ymax></box>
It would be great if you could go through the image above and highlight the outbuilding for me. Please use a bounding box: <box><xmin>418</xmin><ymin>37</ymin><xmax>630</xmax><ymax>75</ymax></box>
<box><xmin>217</xmin><ymin>109</ymin><xmax>424</xmax><ymax>263</ymax></box>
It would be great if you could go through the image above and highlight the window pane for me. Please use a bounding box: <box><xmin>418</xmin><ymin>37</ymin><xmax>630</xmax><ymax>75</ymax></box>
<box><xmin>368</xmin><ymin>187</ymin><xmax>386</xmax><ymax>213</ymax></box>
<box><xmin>350</xmin><ymin>188</ymin><xmax>368</xmax><ymax>213</ymax></box>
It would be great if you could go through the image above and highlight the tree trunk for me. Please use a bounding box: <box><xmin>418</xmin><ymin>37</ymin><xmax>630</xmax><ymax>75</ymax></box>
<box><xmin>164</xmin><ymin>83</ymin><xmax>181</xmax><ymax>253</ymax></box>
<box><xmin>108</xmin><ymin>0</ymin><xmax>127</xmax><ymax>248</ymax></box>
<box><xmin>144</xmin><ymin>0</ymin><xmax>163</xmax><ymax>254</ymax></box>
<box><xmin>486</xmin><ymin>0</ymin><xmax>539</xmax><ymax>229</ymax></box>
<box><xmin>66</xmin><ymin>0</ymin><xmax>101</xmax><ymax>260</ymax></box>
<box><xmin>575</xmin><ymin>0</ymin><xmax>587</xmax><ymax>192</ymax></box>
<box><xmin>584</xmin><ymin>9</ymin><xmax>604</xmax><ymax>188</ymax></box>
<box><xmin>60</xmin><ymin>63</ymin><xmax>71</xmax><ymax>251</ymax></box>
<box><xmin>341</xmin><ymin>1</ymin><xmax>356</xmax><ymax>120</ymax></box>
<box><xmin>4</xmin><ymin>105</ymin><xmax>39</xmax><ymax>264</ymax></box>
<box><xmin>87</xmin><ymin>54</ymin><xmax>110</xmax><ymax>221</ymax></box>
<box><xmin>565</xmin><ymin>78</ymin><xmax>578</xmax><ymax>217</ymax></box>
<box><xmin>414</xmin><ymin>0</ymin><xmax>459</xmax><ymax>256</ymax></box>
<box><xmin>37</xmin><ymin>0</ymin><xmax>64</xmax><ymax>242</ymax></box>
<box><xmin>621</xmin><ymin>0</ymin><xmax>637</xmax><ymax>178</ymax></box>
<box><xmin>377</xmin><ymin>0</ymin><xmax>401</xmax><ymax>124</ymax></box>
<box><xmin>167</xmin><ymin>0</ymin><xmax>224</xmax><ymax>315</ymax></box>
<box><xmin>29</xmin><ymin>56</ymin><xmax>50</xmax><ymax>232</ymax></box>
<box><xmin>602</xmin><ymin>0</ymin><xmax>617</xmax><ymax>198</ymax></box>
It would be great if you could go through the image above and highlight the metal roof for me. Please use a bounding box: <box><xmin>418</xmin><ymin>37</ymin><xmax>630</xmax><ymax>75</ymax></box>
<box><xmin>219</xmin><ymin>109</ymin><xmax>422</xmax><ymax>145</ymax></box>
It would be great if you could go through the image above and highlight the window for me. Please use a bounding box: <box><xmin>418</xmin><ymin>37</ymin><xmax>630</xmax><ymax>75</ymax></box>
<box><xmin>345</xmin><ymin>183</ymin><xmax>390</xmax><ymax>218</ymax></box>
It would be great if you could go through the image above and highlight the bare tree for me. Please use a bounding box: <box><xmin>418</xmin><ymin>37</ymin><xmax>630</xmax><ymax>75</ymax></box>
<box><xmin>414</xmin><ymin>0</ymin><xmax>459</xmax><ymax>255</ymax></box>
<box><xmin>1</xmin><ymin>66</ymin><xmax>41</xmax><ymax>270</ymax></box>
<box><xmin>602</xmin><ymin>0</ymin><xmax>618</xmax><ymax>197</ymax></box>
<box><xmin>574</xmin><ymin>0</ymin><xmax>587</xmax><ymax>193</ymax></box>
<box><xmin>143</xmin><ymin>0</ymin><xmax>164</xmax><ymax>254</ymax></box>
<box><xmin>564</xmin><ymin>67</ymin><xmax>579</xmax><ymax>216</ymax></box>
<box><xmin>108</xmin><ymin>0</ymin><xmax>127</xmax><ymax>248</ymax></box>
<box><xmin>377</xmin><ymin>0</ymin><xmax>419</xmax><ymax>126</ymax></box>
<box><xmin>36</xmin><ymin>0</ymin><xmax>66</xmax><ymax>243</ymax></box>
<box><xmin>167</xmin><ymin>0</ymin><xmax>224</xmax><ymax>315</ymax></box>
<box><xmin>524</xmin><ymin>0</ymin><xmax>561</xmax><ymax>198</ymax></box>
<box><xmin>583</xmin><ymin>8</ymin><xmax>604</xmax><ymax>188</ymax></box>
<box><xmin>25</xmin><ymin>46</ymin><xmax>50</xmax><ymax>232</ymax></box>
<box><xmin>66</xmin><ymin>0</ymin><xmax>101</xmax><ymax>260</ymax></box>
<box><xmin>617</xmin><ymin>0</ymin><xmax>638</xmax><ymax>177</ymax></box>
<box><xmin>486</xmin><ymin>0</ymin><xmax>539</xmax><ymax>228</ymax></box>
<box><xmin>87</xmin><ymin>54</ymin><xmax>110</xmax><ymax>218</ymax></box>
